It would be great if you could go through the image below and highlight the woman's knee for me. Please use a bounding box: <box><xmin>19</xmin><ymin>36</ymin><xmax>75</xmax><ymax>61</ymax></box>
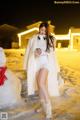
<box><xmin>38</xmin><ymin>70</ymin><xmax>47</xmax><ymax>87</ymax></box>
<box><xmin>39</xmin><ymin>68</ymin><xmax>48</xmax><ymax>78</ymax></box>
<box><xmin>38</xmin><ymin>68</ymin><xmax>48</xmax><ymax>88</ymax></box>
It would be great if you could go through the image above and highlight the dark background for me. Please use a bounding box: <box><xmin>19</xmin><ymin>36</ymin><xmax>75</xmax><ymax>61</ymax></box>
<box><xmin>0</xmin><ymin>0</ymin><xmax>80</xmax><ymax>33</ymax></box>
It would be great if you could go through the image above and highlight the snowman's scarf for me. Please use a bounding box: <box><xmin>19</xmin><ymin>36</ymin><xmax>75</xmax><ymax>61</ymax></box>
<box><xmin>0</xmin><ymin>67</ymin><xmax>7</xmax><ymax>86</ymax></box>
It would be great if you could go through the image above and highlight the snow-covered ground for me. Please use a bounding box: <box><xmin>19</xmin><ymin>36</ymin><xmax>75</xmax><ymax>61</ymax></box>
<box><xmin>4</xmin><ymin>48</ymin><xmax>80</xmax><ymax>71</ymax></box>
<box><xmin>5</xmin><ymin>49</ymin><xmax>25</xmax><ymax>70</ymax></box>
<box><xmin>56</xmin><ymin>49</ymin><xmax>80</xmax><ymax>72</ymax></box>
<box><xmin>1</xmin><ymin>48</ymin><xmax>80</xmax><ymax>120</ymax></box>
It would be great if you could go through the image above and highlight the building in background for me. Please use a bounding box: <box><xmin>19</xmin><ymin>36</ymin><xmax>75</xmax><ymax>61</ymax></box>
<box><xmin>69</xmin><ymin>27</ymin><xmax>80</xmax><ymax>50</ymax></box>
<box><xmin>18</xmin><ymin>22</ymin><xmax>80</xmax><ymax>50</ymax></box>
<box><xmin>0</xmin><ymin>24</ymin><xmax>19</xmax><ymax>48</ymax></box>
<box><xmin>17</xmin><ymin>21</ymin><xmax>55</xmax><ymax>48</ymax></box>
<box><xmin>0</xmin><ymin>22</ymin><xmax>80</xmax><ymax>50</ymax></box>
<box><xmin>17</xmin><ymin>21</ymin><xmax>70</xmax><ymax>49</ymax></box>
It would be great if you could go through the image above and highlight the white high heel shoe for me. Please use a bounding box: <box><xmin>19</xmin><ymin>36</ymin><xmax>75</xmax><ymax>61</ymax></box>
<box><xmin>34</xmin><ymin>100</ymin><xmax>46</xmax><ymax>113</ymax></box>
<box><xmin>35</xmin><ymin>100</ymin><xmax>53</xmax><ymax>119</ymax></box>
<box><xmin>45</xmin><ymin>102</ymin><xmax>53</xmax><ymax>120</ymax></box>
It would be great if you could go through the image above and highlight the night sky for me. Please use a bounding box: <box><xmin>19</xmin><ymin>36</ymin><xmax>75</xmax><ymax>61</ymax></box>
<box><xmin>0</xmin><ymin>0</ymin><xmax>80</xmax><ymax>33</ymax></box>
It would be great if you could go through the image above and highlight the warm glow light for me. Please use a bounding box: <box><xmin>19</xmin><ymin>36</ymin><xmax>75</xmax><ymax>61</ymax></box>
<box><xmin>18</xmin><ymin>35</ymin><xmax>21</xmax><ymax>47</ymax></box>
<box><xmin>18</xmin><ymin>27</ymin><xmax>70</xmax><ymax>47</ymax></box>
<box><xmin>52</xmin><ymin>34</ymin><xmax>70</xmax><ymax>40</ymax></box>
<box><xmin>69</xmin><ymin>28</ymin><xmax>80</xmax><ymax>49</ymax></box>
<box><xmin>72</xmin><ymin>33</ymin><xmax>80</xmax><ymax>35</ymax></box>
<box><xmin>51</xmin><ymin>31</ymin><xmax>70</xmax><ymax>40</ymax></box>
<box><xmin>17</xmin><ymin>27</ymin><xmax>39</xmax><ymax>47</ymax></box>
<box><xmin>18</xmin><ymin>27</ymin><xmax>39</xmax><ymax>36</ymax></box>
<box><xmin>71</xmin><ymin>33</ymin><xmax>80</xmax><ymax>49</ymax></box>
<box><xmin>17</xmin><ymin>27</ymin><xmax>80</xmax><ymax>50</ymax></box>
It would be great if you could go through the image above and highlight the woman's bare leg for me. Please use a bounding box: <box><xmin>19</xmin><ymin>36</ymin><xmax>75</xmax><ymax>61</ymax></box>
<box><xmin>36</xmin><ymin>71</ymin><xmax>45</xmax><ymax>101</ymax></box>
<box><xmin>36</xmin><ymin>68</ymin><xmax>52</xmax><ymax>119</ymax></box>
<box><xmin>37</xmin><ymin>68</ymin><xmax>50</xmax><ymax>103</ymax></box>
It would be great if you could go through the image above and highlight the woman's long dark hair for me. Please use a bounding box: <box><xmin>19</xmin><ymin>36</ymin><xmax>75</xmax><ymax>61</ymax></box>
<box><xmin>39</xmin><ymin>22</ymin><xmax>55</xmax><ymax>52</ymax></box>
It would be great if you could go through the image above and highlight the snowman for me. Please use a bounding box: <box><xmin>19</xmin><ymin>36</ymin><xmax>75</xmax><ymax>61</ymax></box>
<box><xmin>0</xmin><ymin>47</ymin><xmax>22</xmax><ymax>108</ymax></box>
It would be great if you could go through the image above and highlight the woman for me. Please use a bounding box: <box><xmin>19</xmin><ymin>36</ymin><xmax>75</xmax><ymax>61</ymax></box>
<box><xmin>23</xmin><ymin>22</ymin><xmax>61</xmax><ymax>119</ymax></box>
<box><xmin>0</xmin><ymin>47</ymin><xmax>22</xmax><ymax>108</ymax></box>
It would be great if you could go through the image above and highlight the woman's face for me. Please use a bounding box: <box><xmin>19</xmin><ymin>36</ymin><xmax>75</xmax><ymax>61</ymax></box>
<box><xmin>39</xmin><ymin>26</ymin><xmax>47</xmax><ymax>35</ymax></box>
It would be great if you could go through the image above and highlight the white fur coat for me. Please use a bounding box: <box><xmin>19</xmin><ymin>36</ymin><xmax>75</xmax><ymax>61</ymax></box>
<box><xmin>23</xmin><ymin>34</ymin><xmax>62</xmax><ymax>97</ymax></box>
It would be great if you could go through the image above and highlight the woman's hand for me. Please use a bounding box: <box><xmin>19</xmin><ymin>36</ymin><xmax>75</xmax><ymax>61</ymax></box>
<box><xmin>34</xmin><ymin>48</ymin><xmax>42</xmax><ymax>58</ymax></box>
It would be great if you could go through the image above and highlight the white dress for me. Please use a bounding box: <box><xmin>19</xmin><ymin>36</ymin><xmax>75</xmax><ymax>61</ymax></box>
<box><xmin>35</xmin><ymin>34</ymin><xmax>49</xmax><ymax>71</ymax></box>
